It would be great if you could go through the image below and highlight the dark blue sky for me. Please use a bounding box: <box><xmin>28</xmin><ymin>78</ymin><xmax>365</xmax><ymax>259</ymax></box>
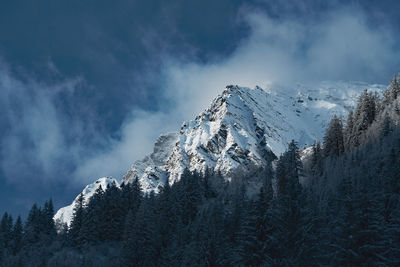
<box><xmin>1</xmin><ymin>0</ymin><xmax>400</xmax><ymax>217</ymax></box>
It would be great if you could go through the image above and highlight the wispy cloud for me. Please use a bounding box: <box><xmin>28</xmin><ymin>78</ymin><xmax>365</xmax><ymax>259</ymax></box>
<box><xmin>74</xmin><ymin>5</ymin><xmax>399</xmax><ymax>182</ymax></box>
<box><xmin>1</xmin><ymin>3</ymin><xmax>399</xmax><ymax>189</ymax></box>
<box><xmin>0</xmin><ymin>62</ymin><xmax>88</xmax><ymax>185</ymax></box>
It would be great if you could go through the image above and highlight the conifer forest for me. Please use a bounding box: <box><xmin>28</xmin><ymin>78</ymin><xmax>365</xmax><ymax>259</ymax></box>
<box><xmin>1</xmin><ymin>76</ymin><xmax>400</xmax><ymax>266</ymax></box>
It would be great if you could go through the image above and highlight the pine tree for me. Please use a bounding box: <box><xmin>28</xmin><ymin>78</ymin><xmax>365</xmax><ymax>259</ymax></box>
<box><xmin>236</xmin><ymin>199</ymin><xmax>263</xmax><ymax>266</ymax></box>
<box><xmin>273</xmin><ymin>141</ymin><xmax>314</xmax><ymax>264</ymax></box>
<box><xmin>237</xmin><ymin>176</ymin><xmax>275</xmax><ymax>267</ymax></box>
<box><xmin>381</xmin><ymin>113</ymin><xmax>393</xmax><ymax>137</ymax></box>
<box><xmin>121</xmin><ymin>210</ymin><xmax>136</xmax><ymax>266</ymax></box>
<box><xmin>202</xmin><ymin>169</ymin><xmax>216</xmax><ymax>199</ymax></box>
<box><xmin>277</xmin><ymin>140</ymin><xmax>302</xmax><ymax>196</ymax></box>
<box><xmin>204</xmin><ymin>200</ymin><xmax>226</xmax><ymax>266</ymax></box>
<box><xmin>177</xmin><ymin>170</ymin><xmax>202</xmax><ymax>225</ymax></box>
<box><xmin>43</xmin><ymin>199</ymin><xmax>56</xmax><ymax>238</ymax></box>
<box><xmin>310</xmin><ymin>141</ymin><xmax>324</xmax><ymax>176</ymax></box>
<box><xmin>356</xmin><ymin>179</ymin><xmax>390</xmax><ymax>265</ymax></box>
<box><xmin>0</xmin><ymin>212</ymin><xmax>13</xmax><ymax>250</ymax></box>
<box><xmin>80</xmin><ymin>185</ymin><xmax>104</xmax><ymax>244</ymax></box>
<box><xmin>351</xmin><ymin>90</ymin><xmax>378</xmax><ymax>147</ymax></box>
<box><xmin>121</xmin><ymin>177</ymin><xmax>143</xmax><ymax>217</ymax></box>
<box><xmin>11</xmin><ymin>216</ymin><xmax>23</xmax><ymax>255</ymax></box>
<box><xmin>220</xmin><ymin>182</ymin><xmax>247</xmax><ymax>266</ymax></box>
<box><xmin>99</xmin><ymin>182</ymin><xmax>124</xmax><ymax>241</ymax></box>
<box><xmin>324</xmin><ymin>115</ymin><xmax>344</xmax><ymax>156</ymax></box>
<box><xmin>24</xmin><ymin>203</ymin><xmax>42</xmax><ymax>245</ymax></box>
<box><xmin>384</xmin><ymin>75</ymin><xmax>400</xmax><ymax>104</ymax></box>
<box><xmin>69</xmin><ymin>193</ymin><xmax>85</xmax><ymax>247</ymax></box>
<box><xmin>327</xmin><ymin>174</ymin><xmax>359</xmax><ymax>265</ymax></box>
<box><xmin>344</xmin><ymin>110</ymin><xmax>355</xmax><ymax>150</ymax></box>
<box><xmin>122</xmin><ymin>196</ymin><xmax>159</xmax><ymax>266</ymax></box>
<box><xmin>157</xmin><ymin>181</ymin><xmax>176</xmax><ymax>252</ymax></box>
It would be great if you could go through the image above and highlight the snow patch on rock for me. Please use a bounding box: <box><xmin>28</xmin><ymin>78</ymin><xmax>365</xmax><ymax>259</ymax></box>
<box><xmin>122</xmin><ymin>81</ymin><xmax>385</xmax><ymax>193</ymax></box>
<box><xmin>53</xmin><ymin>177</ymin><xmax>119</xmax><ymax>227</ymax></box>
<box><xmin>55</xmin><ymin>81</ymin><xmax>386</xmax><ymax>226</ymax></box>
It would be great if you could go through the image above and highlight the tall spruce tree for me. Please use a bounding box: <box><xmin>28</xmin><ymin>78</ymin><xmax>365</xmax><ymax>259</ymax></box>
<box><xmin>344</xmin><ymin>110</ymin><xmax>355</xmax><ymax>150</ymax></box>
<box><xmin>310</xmin><ymin>141</ymin><xmax>324</xmax><ymax>176</ymax></box>
<box><xmin>69</xmin><ymin>193</ymin><xmax>85</xmax><ymax>247</ymax></box>
<box><xmin>384</xmin><ymin>75</ymin><xmax>400</xmax><ymax>104</ymax></box>
<box><xmin>324</xmin><ymin>115</ymin><xmax>344</xmax><ymax>156</ymax></box>
<box><xmin>24</xmin><ymin>204</ymin><xmax>41</xmax><ymax>245</ymax></box>
<box><xmin>0</xmin><ymin>212</ymin><xmax>13</xmax><ymax>249</ymax></box>
<box><xmin>351</xmin><ymin>90</ymin><xmax>379</xmax><ymax>147</ymax></box>
<box><xmin>11</xmin><ymin>216</ymin><xmax>23</xmax><ymax>255</ymax></box>
<box><xmin>273</xmin><ymin>140</ymin><xmax>314</xmax><ymax>265</ymax></box>
<box><xmin>122</xmin><ymin>196</ymin><xmax>159</xmax><ymax>266</ymax></box>
<box><xmin>80</xmin><ymin>185</ymin><xmax>104</xmax><ymax>244</ymax></box>
<box><xmin>42</xmin><ymin>200</ymin><xmax>56</xmax><ymax>238</ymax></box>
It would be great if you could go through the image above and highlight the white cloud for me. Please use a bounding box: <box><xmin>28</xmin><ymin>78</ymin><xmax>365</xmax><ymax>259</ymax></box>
<box><xmin>1</xmin><ymin>5</ymin><xmax>399</xmax><ymax>187</ymax></box>
<box><xmin>73</xmin><ymin>110</ymin><xmax>174</xmax><ymax>182</ymax></box>
<box><xmin>0</xmin><ymin>63</ymin><xmax>86</xmax><ymax>185</ymax></box>
<box><xmin>74</xmin><ymin>6</ymin><xmax>399</xmax><ymax>183</ymax></box>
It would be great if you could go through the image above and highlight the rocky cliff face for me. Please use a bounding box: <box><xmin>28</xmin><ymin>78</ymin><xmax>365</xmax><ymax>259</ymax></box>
<box><xmin>55</xmin><ymin>81</ymin><xmax>385</xmax><ymax>226</ymax></box>
<box><xmin>122</xmin><ymin>82</ymin><xmax>385</xmax><ymax>193</ymax></box>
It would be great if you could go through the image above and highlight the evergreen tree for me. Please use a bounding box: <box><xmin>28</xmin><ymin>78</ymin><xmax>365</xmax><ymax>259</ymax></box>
<box><xmin>381</xmin><ymin>113</ymin><xmax>393</xmax><ymax>137</ymax></box>
<box><xmin>356</xmin><ymin>179</ymin><xmax>390</xmax><ymax>265</ymax></box>
<box><xmin>42</xmin><ymin>199</ymin><xmax>56</xmax><ymax>238</ymax></box>
<box><xmin>324</xmin><ymin>115</ymin><xmax>344</xmax><ymax>156</ymax></box>
<box><xmin>121</xmin><ymin>210</ymin><xmax>137</xmax><ymax>266</ymax></box>
<box><xmin>273</xmin><ymin>141</ymin><xmax>314</xmax><ymax>264</ymax></box>
<box><xmin>69</xmin><ymin>193</ymin><xmax>85</xmax><ymax>247</ymax></box>
<box><xmin>157</xmin><ymin>181</ymin><xmax>176</xmax><ymax>253</ymax></box>
<box><xmin>384</xmin><ymin>75</ymin><xmax>400</xmax><ymax>104</ymax></box>
<box><xmin>99</xmin><ymin>182</ymin><xmax>124</xmax><ymax>241</ymax></box>
<box><xmin>0</xmin><ymin>212</ymin><xmax>12</xmax><ymax>262</ymax></box>
<box><xmin>237</xmin><ymin>176</ymin><xmax>275</xmax><ymax>267</ymax></box>
<box><xmin>344</xmin><ymin>110</ymin><xmax>355</xmax><ymax>150</ymax></box>
<box><xmin>236</xmin><ymin>199</ymin><xmax>263</xmax><ymax>266</ymax></box>
<box><xmin>277</xmin><ymin>140</ymin><xmax>302</xmax><ymax>196</ymax></box>
<box><xmin>80</xmin><ymin>185</ymin><xmax>104</xmax><ymax>244</ymax></box>
<box><xmin>310</xmin><ymin>141</ymin><xmax>324</xmax><ymax>176</ymax></box>
<box><xmin>2</xmin><ymin>73</ymin><xmax>400</xmax><ymax>266</ymax></box>
<box><xmin>122</xmin><ymin>196</ymin><xmax>158</xmax><ymax>266</ymax></box>
<box><xmin>24</xmin><ymin>203</ymin><xmax>42</xmax><ymax>245</ymax></box>
<box><xmin>351</xmin><ymin>90</ymin><xmax>378</xmax><ymax>147</ymax></box>
<box><xmin>0</xmin><ymin>212</ymin><xmax>13</xmax><ymax>249</ymax></box>
<box><xmin>177</xmin><ymin>170</ymin><xmax>202</xmax><ymax>225</ymax></box>
<box><xmin>11</xmin><ymin>216</ymin><xmax>23</xmax><ymax>255</ymax></box>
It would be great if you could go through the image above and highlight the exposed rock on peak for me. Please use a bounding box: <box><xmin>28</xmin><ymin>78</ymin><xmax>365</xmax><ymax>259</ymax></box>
<box><xmin>55</xmin><ymin>81</ymin><xmax>386</xmax><ymax>226</ymax></box>
<box><xmin>122</xmin><ymin>81</ymin><xmax>385</xmax><ymax>193</ymax></box>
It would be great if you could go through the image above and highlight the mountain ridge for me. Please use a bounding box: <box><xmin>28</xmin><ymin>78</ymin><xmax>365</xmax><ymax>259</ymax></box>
<box><xmin>122</xmin><ymin>81</ymin><xmax>385</xmax><ymax>191</ymax></box>
<box><xmin>54</xmin><ymin>81</ymin><xmax>386</xmax><ymax>226</ymax></box>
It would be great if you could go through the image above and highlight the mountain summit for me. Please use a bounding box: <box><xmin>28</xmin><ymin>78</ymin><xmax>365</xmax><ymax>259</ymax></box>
<box><xmin>122</xmin><ymin>82</ymin><xmax>384</xmax><ymax>192</ymax></box>
<box><xmin>54</xmin><ymin>81</ymin><xmax>385</xmax><ymax>225</ymax></box>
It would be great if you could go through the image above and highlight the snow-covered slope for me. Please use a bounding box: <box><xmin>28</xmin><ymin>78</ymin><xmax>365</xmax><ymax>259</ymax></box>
<box><xmin>122</xmin><ymin>133</ymin><xmax>179</xmax><ymax>192</ymax></box>
<box><xmin>55</xmin><ymin>81</ymin><xmax>385</xmax><ymax>226</ymax></box>
<box><xmin>122</xmin><ymin>81</ymin><xmax>385</xmax><ymax>192</ymax></box>
<box><xmin>53</xmin><ymin>177</ymin><xmax>119</xmax><ymax>227</ymax></box>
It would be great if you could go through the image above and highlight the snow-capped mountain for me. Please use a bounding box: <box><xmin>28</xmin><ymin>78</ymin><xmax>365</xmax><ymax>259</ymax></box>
<box><xmin>54</xmin><ymin>81</ymin><xmax>385</xmax><ymax>226</ymax></box>
<box><xmin>122</xmin><ymin>81</ymin><xmax>384</xmax><ymax>192</ymax></box>
<box><xmin>54</xmin><ymin>177</ymin><xmax>119</xmax><ymax>227</ymax></box>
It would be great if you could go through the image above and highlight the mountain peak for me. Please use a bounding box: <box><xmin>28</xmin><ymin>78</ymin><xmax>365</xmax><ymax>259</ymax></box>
<box><xmin>54</xmin><ymin>81</ymin><xmax>386</xmax><ymax>227</ymax></box>
<box><xmin>123</xmin><ymin>81</ymin><xmax>386</xmax><ymax>193</ymax></box>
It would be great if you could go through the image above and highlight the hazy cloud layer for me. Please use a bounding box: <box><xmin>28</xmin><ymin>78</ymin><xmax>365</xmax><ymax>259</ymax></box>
<box><xmin>74</xmin><ymin>5</ymin><xmax>399</xmax><ymax>183</ymax></box>
<box><xmin>1</xmin><ymin>2</ymin><xmax>399</xmax><ymax>215</ymax></box>
<box><xmin>0</xmin><ymin>63</ymin><xmax>85</xmax><ymax>183</ymax></box>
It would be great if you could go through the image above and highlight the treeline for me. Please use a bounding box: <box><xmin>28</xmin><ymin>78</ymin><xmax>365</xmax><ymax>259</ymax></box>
<box><xmin>0</xmin><ymin>200</ymin><xmax>57</xmax><ymax>266</ymax></box>
<box><xmin>1</xmin><ymin>75</ymin><xmax>400</xmax><ymax>266</ymax></box>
